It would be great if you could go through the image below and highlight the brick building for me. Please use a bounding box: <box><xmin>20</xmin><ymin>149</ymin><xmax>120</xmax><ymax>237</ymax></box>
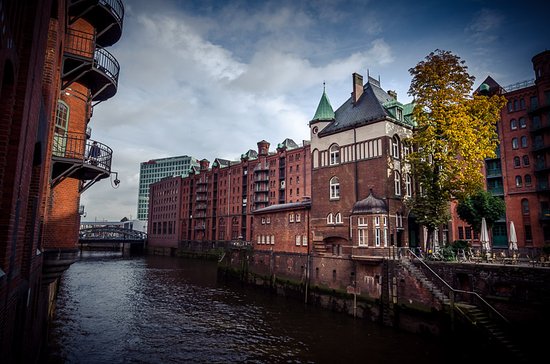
<box><xmin>0</xmin><ymin>1</ymin><xmax>124</xmax><ymax>362</ymax></box>
<box><xmin>309</xmin><ymin>73</ymin><xmax>415</xmax><ymax>255</ymax></box>
<box><xmin>451</xmin><ymin>50</ymin><xmax>550</xmax><ymax>251</ymax></box>
<box><xmin>147</xmin><ymin>139</ymin><xmax>312</xmax><ymax>250</ymax></box>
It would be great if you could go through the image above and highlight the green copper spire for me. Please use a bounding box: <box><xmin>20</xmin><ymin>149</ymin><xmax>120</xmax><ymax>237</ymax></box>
<box><xmin>312</xmin><ymin>83</ymin><xmax>335</xmax><ymax>121</ymax></box>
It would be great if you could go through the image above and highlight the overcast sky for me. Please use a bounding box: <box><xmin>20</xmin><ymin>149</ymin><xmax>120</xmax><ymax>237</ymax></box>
<box><xmin>80</xmin><ymin>0</ymin><xmax>549</xmax><ymax>222</ymax></box>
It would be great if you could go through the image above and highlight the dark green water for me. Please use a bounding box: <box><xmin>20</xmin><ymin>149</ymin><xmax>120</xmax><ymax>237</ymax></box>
<box><xmin>46</xmin><ymin>252</ymin><xmax>500</xmax><ymax>363</ymax></box>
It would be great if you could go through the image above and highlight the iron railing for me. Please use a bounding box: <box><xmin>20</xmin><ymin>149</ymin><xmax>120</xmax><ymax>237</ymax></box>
<box><xmin>52</xmin><ymin>132</ymin><xmax>112</xmax><ymax>172</ymax></box>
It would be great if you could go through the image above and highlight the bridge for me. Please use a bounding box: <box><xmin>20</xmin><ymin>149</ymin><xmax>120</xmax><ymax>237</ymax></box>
<box><xmin>79</xmin><ymin>225</ymin><xmax>147</xmax><ymax>253</ymax></box>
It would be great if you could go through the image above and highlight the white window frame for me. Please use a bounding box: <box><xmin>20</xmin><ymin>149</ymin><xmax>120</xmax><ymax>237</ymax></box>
<box><xmin>327</xmin><ymin>213</ymin><xmax>334</xmax><ymax>225</ymax></box>
<box><xmin>392</xmin><ymin>136</ymin><xmax>400</xmax><ymax>159</ymax></box>
<box><xmin>329</xmin><ymin>144</ymin><xmax>340</xmax><ymax>165</ymax></box>
<box><xmin>335</xmin><ymin>212</ymin><xmax>343</xmax><ymax>224</ymax></box>
<box><xmin>394</xmin><ymin>170</ymin><xmax>401</xmax><ymax>196</ymax></box>
<box><xmin>330</xmin><ymin>176</ymin><xmax>340</xmax><ymax>199</ymax></box>
<box><xmin>295</xmin><ymin>235</ymin><xmax>301</xmax><ymax>246</ymax></box>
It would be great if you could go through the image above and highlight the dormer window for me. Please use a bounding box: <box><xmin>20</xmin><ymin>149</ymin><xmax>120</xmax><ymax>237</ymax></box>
<box><xmin>396</xmin><ymin>108</ymin><xmax>402</xmax><ymax>120</ymax></box>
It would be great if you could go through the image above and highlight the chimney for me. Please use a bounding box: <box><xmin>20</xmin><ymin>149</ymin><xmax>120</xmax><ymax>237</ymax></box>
<box><xmin>352</xmin><ymin>72</ymin><xmax>363</xmax><ymax>104</ymax></box>
<box><xmin>257</xmin><ymin>140</ymin><xmax>270</xmax><ymax>156</ymax></box>
<box><xmin>387</xmin><ymin>90</ymin><xmax>397</xmax><ymax>100</ymax></box>
<box><xmin>199</xmin><ymin>159</ymin><xmax>210</xmax><ymax>171</ymax></box>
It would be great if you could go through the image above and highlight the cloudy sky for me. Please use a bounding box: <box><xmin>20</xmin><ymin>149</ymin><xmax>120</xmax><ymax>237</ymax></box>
<box><xmin>81</xmin><ymin>0</ymin><xmax>549</xmax><ymax>222</ymax></box>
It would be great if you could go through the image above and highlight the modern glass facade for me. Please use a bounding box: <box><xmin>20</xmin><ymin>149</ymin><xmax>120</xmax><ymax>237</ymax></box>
<box><xmin>137</xmin><ymin>155</ymin><xmax>199</xmax><ymax>220</ymax></box>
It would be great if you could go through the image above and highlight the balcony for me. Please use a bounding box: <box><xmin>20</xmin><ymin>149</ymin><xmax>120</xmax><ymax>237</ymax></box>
<box><xmin>51</xmin><ymin>132</ymin><xmax>112</xmax><ymax>193</ymax></box>
<box><xmin>62</xmin><ymin>28</ymin><xmax>120</xmax><ymax>103</ymax></box>
<box><xmin>68</xmin><ymin>0</ymin><xmax>124</xmax><ymax>47</ymax></box>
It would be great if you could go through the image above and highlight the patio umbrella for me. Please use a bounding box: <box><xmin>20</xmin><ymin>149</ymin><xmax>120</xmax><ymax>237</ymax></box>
<box><xmin>433</xmin><ymin>228</ymin><xmax>439</xmax><ymax>252</ymax></box>
<box><xmin>509</xmin><ymin>221</ymin><xmax>518</xmax><ymax>251</ymax></box>
<box><xmin>480</xmin><ymin>217</ymin><xmax>490</xmax><ymax>255</ymax></box>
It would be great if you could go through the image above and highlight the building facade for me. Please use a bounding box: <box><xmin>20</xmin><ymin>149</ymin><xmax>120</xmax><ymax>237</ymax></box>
<box><xmin>137</xmin><ymin>155</ymin><xmax>199</xmax><ymax>220</ymax></box>
<box><xmin>451</xmin><ymin>50</ymin><xmax>550</xmax><ymax>251</ymax></box>
<box><xmin>147</xmin><ymin>139</ymin><xmax>312</xmax><ymax>249</ymax></box>
<box><xmin>309</xmin><ymin>73</ymin><xmax>415</xmax><ymax>257</ymax></box>
<box><xmin>0</xmin><ymin>0</ymin><xmax>124</xmax><ymax>362</ymax></box>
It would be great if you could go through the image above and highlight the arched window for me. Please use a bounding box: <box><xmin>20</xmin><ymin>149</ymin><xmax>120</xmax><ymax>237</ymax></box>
<box><xmin>329</xmin><ymin>144</ymin><xmax>340</xmax><ymax>165</ymax></box>
<box><xmin>514</xmin><ymin>156</ymin><xmax>521</xmax><ymax>167</ymax></box>
<box><xmin>521</xmin><ymin>136</ymin><xmax>528</xmax><ymax>148</ymax></box>
<box><xmin>515</xmin><ymin>175</ymin><xmax>522</xmax><ymax>187</ymax></box>
<box><xmin>519</xmin><ymin>117</ymin><xmax>526</xmax><ymax>128</ymax></box>
<box><xmin>405</xmin><ymin>174</ymin><xmax>412</xmax><ymax>197</ymax></box>
<box><xmin>329</xmin><ymin>176</ymin><xmax>340</xmax><ymax>199</ymax></box>
<box><xmin>335</xmin><ymin>212</ymin><xmax>342</xmax><ymax>224</ymax></box>
<box><xmin>53</xmin><ymin>100</ymin><xmax>70</xmax><ymax>156</ymax></box>
<box><xmin>521</xmin><ymin>199</ymin><xmax>529</xmax><ymax>215</ymax></box>
<box><xmin>327</xmin><ymin>213</ymin><xmax>334</xmax><ymax>225</ymax></box>
<box><xmin>523</xmin><ymin>155</ymin><xmax>530</xmax><ymax>166</ymax></box>
<box><xmin>510</xmin><ymin>119</ymin><xmax>517</xmax><ymax>130</ymax></box>
<box><xmin>512</xmin><ymin>138</ymin><xmax>518</xmax><ymax>149</ymax></box>
<box><xmin>391</xmin><ymin>135</ymin><xmax>400</xmax><ymax>159</ymax></box>
<box><xmin>525</xmin><ymin>174</ymin><xmax>532</xmax><ymax>186</ymax></box>
<box><xmin>394</xmin><ymin>170</ymin><xmax>401</xmax><ymax>195</ymax></box>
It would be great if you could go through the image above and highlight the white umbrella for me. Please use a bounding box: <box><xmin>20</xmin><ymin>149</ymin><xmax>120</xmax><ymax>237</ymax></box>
<box><xmin>433</xmin><ymin>228</ymin><xmax>439</xmax><ymax>252</ymax></box>
<box><xmin>509</xmin><ymin>221</ymin><xmax>518</xmax><ymax>251</ymax></box>
<box><xmin>480</xmin><ymin>217</ymin><xmax>490</xmax><ymax>255</ymax></box>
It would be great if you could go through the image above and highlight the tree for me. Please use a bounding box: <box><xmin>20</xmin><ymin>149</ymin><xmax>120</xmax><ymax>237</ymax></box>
<box><xmin>406</xmin><ymin>50</ymin><xmax>505</xmax><ymax>244</ymax></box>
<box><xmin>456</xmin><ymin>189</ymin><xmax>506</xmax><ymax>233</ymax></box>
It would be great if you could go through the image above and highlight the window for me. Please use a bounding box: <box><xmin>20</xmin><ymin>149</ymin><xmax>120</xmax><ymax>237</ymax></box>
<box><xmin>525</xmin><ymin>174</ymin><xmax>532</xmax><ymax>186</ymax></box>
<box><xmin>358</xmin><ymin>228</ymin><xmax>367</xmax><ymax>246</ymax></box>
<box><xmin>261</xmin><ymin>217</ymin><xmax>266</xmax><ymax>224</ymax></box>
<box><xmin>394</xmin><ymin>170</ymin><xmax>401</xmax><ymax>195</ymax></box>
<box><xmin>521</xmin><ymin>136</ymin><xmax>528</xmax><ymax>148</ymax></box>
<box><xmin>329</xmin><ymin>144</ymin><xmax>340</xmax><ymax>165</ymax></box>
<box><xmin>296</xmin><ymin>213</ymin><xmax>301</xmax><ymax>222</ymax></box>
<box><xmin>520</xmin><ymin>98</ymin><xmax>525</xmax><ymax>109</ymax></box>
<box><xmin>335</xmin><ymin>212</ymin><xmax>342</xmax><ymax>224</ymax></box>
<box><xmin>512</xmin><ymin>138</ymin><xmax>518</xmax><ymax>149</ymax></box>
<box><xmin>510</xmin><ymin>119</ymin><xmax>517</xmax><ymax>130</ymax></box>
<box><xmin>266</xmin><ymin>217</ymin><xmax>270</xmax><ymax>224</ymax></box>
<box><xmin>515</xmin><ymin>175</ymin><xmax>522</xmax><ymax>187</ymax></box>
<box><xmin>514</xmin><ymin>156</ymin><xmax>521</xmax><ymax>167</ymax></box>
<box><xmin>519</xmin><ymin>117</ymin><xmax>526</xmax><ymax>128</ymax></box>
<box><xmin>522</xmin><ymin>199</ymin><xmax>529</xmax><ymax>215</ymax></box>
<box><xmin>358</xmin><ymin>217</ymin><xmax>368</xmax><ymax>246</ymax></box>
<box><xmin>296</xmin><ymin>235</ymin><xmax>301</xmax><ymax>246</ymax></box>
<box><xmin>327</xmin><ymin>213</ymin><xmax>334</xmax><ymax>224</ymax></box>
<box><xmin>374</xmin><ymin>216</ymin><xmax>381</xmax><ymax>247</ymax></box>
<box><xmin>53</xmin><ymin>101</ymin><xmax>70</xmax><ymax>155</ymax></box>
<box><xmin>405</xmin><ymin>174</ymin><xmax>412</xmax><ymax>197</ymax></box>
<box><xmin>289</xmin><ymin>213</ymin><xmax>294</xmax><ymax>223</ymax></box>
<box><xmin>330</xmin><ymin>176</ymin><xmax>340</xmax><ymax>199</ymax></box>
<box><xmin>392</xmin><ymin>135</ymin><xmax>400</xmax><ymax>159</ymax></box>
<box><xmin>302</xmin><ymin>235</ymin><xmax>308</xmax><ymax>246</ymax></box>
<box><xmin>523</xmin><ymin>155</ymin><xmax>530</xmax><ymax>166</ymax></box>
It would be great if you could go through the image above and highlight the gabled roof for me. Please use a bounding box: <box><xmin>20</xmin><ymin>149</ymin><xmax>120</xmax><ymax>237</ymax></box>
<box><xmin>318</xmin><ymin>76</ymin><xmax>394</xmax><ymax>136</ymax></box>
<box><xmin>241</xmin><ymin>149</ymin><xmax>258</xmax><ymax>161</ymax></box>
<box><xmin>212</xmin><ymin>158</ymin><xmax>231</xmax><ymax>168</ymax></box>
<box><xmin>311</xmin><ymin>88</ymin><xmax>335</xmax><ymax>122</ymax></box>
<box><xmin>277</xmin><ymin>138</ymin><xmax>299</xmax><ymax>151</ymax></box>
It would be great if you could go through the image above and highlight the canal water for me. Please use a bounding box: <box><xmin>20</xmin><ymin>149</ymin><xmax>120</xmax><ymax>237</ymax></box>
<box><xmin>45</xmin><ymin>252</ymin><xmax>497</xmax><ymax>363</ymax></box>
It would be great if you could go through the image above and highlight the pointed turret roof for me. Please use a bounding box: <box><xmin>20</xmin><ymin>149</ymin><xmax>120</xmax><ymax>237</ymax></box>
<box><xmin>311</xmin><ymin>85</ymin><xmax>335</xmax><ymax>123</ymax></box>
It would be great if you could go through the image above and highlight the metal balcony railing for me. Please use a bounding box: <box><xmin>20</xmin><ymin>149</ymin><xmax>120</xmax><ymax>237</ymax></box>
<box><xmin>63</xmin><ymin>28</ymin><xmax>120</xmax><ymax>102</ymax></box>
<box><xmin>51</xmin><ymin>132</ymin><xmax>112</xmax><ymax>191</ymax></box>
<box><xmin>68</xmin><ymin>0</ymin><xmax>124</xmax><ymax>47</ymax></box>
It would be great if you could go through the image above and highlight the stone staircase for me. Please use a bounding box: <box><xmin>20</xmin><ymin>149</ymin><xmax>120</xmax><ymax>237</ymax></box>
<box><xmin>399</xmin><ymin>258</ymin><xmax>527</xmax><ymax>362</ymax></box>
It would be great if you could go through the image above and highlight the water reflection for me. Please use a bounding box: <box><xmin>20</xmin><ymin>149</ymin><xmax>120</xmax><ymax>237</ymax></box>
<box><xmin>47</xmin><ymin>253</ymin><xmax>494</xmax><ymax>363</ymax></box>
